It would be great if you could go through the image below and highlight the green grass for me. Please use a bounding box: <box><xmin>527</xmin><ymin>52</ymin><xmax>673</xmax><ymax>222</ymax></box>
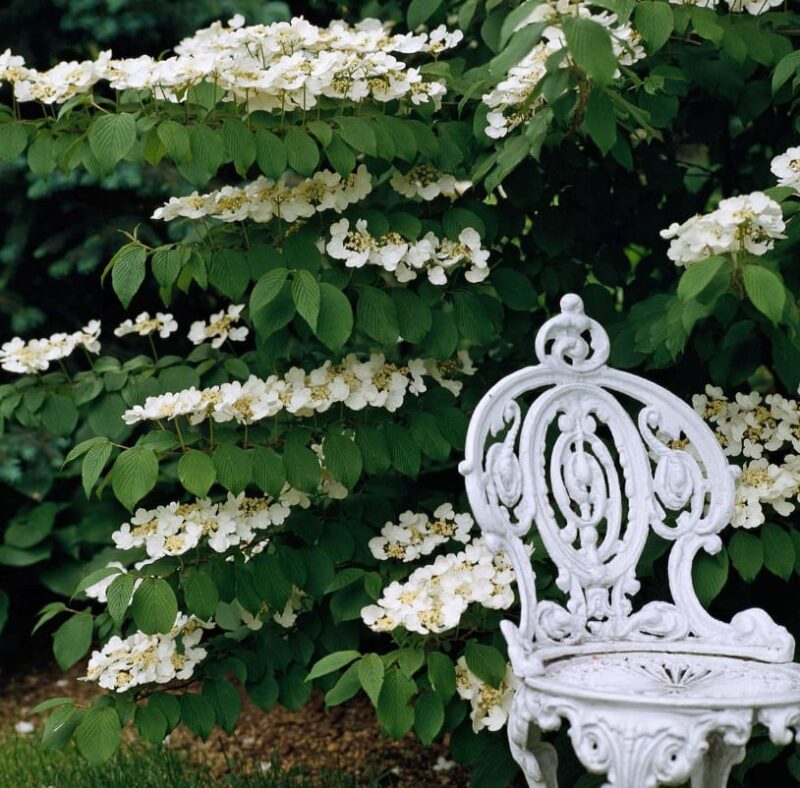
<box><xmin>0</xmin><ymin>735</ymin><xmax>361</xmax><ymax>788</ymax></box>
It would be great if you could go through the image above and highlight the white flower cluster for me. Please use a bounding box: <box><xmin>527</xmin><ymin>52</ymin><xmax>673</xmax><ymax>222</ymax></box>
<box><xmin>669</xmin><ymin>0</ymin><xmax>781</xmax><ymax>13</ymax></box>
<box><xmin>0</xmin><ymin>321</ymin><xmax>101</xmax><ymax>375</ymax></box>
<box><xmin>114</xmin><ymin>311</ymin><xmax>178</xmax><ymax>339</ymax></box>
<box><xmin>771</xmin><ymin>146</ymin><xmax>800</xmax><ymax>194</ymax></box>
<box><xmin>693</xmin><ymin>386</ymin><xmax>800</xmax><ymax>529</ymax></box>
<box><xmin>660</xmin><ymin>191</ymin><xmax>786</xmax><ymax>266</ymax></box>
<box><xmin>389</xmin><ymin>166</ymin><xmax>469</xmax><ymax>201</ymax></box>
<box><xmin>188</xmin><ymin>304</ymin><xmax>248</xmax><ymax>348</ymax></box>
<box><xmin>82</xmin><ymin>613</ymin><xmax>209</xmax><ymax>692</ymax></box>
<box><xmin>455</xmin><ymin>657</ymin><xmax>520</xmax><ymax>733</ymax></box>
<box><xmin>482</xmin><ymin>3</ymin><xmax>645</xmax><ymax>139</ymax></box>
<box><xmin>3</xmin><ymin>16</ymin><xmax>461</xmax><ymax>110</ymax></box>
<box><xmin>361</xmin><ymin>538</ymin><xmax>515</xmax><ymax>635</ymax></box>
<box><xmin>153</xmin><ymin>166</ymin><xmax>371</xmax><ymax>224</ymax></box>
<box><xmin>326</xmin><ymin>220</ymin><xmax>490</xmax><ymax>285</ymax></box>
<box><xmin>111</xmin><ymin>492</ymin><xmax>295</xmax><ymax>558</ymax></box>
<box><xmin>368</xmin><ymin>504</ymin><xmax>473</xmax><ymax>562</ymax></box>
<box><xmin>122</xmin><ymin>351</ymin><xmax>475</xmax><ymax>426</ymax></box>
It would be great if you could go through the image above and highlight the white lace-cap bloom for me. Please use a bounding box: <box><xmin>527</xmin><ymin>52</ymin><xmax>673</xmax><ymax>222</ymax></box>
<box><xmin>771</xmin><ymin>146</ymin><xmax>800</xmax><ymax>193</ymax></box>
<box><xmin>660</xmin><ymin>191</ymin><xmax>785</xmax><ymax>266</ymax></box>
<box><xmin>114</xmin><ymin>311</ymin><xmax>178</xmax><ymax>339</ymax></box>
<box><xmin>1</xmin><ymin>321</ymin><xmax>101</xmax><ymax>375</ymax></box>
<box><xmin>188</xmin><ymin>303</ymin><xmax>249</xmax><ymax>348</ymax></box>
<box><xmin>455</xmin><ymin>657</ymin><xmax>520</xmax><ymax>732</ymax></box>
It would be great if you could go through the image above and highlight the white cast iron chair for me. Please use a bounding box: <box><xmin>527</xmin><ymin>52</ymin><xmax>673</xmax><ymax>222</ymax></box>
<box><xmin>459</xmin><ymin>294</ymin><xmax>800</xmax><ymax>788</ymax></box>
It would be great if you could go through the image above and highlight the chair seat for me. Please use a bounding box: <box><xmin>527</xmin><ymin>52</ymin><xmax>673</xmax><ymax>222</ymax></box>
<box><xmin>524</xmin><ymin>651</ymin><xmax>800</xmax><ymax>710</ymax></box>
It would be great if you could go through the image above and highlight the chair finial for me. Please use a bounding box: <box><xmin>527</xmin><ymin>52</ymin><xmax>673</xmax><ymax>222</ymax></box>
<box><xmin>534</xmin><ymin>292</ymin><xmax>610</xmax><ymax>372</ymax></box>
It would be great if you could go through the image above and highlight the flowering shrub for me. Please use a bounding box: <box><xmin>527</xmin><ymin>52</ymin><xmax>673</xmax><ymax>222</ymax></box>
<box><xmin>2</xmin><ymin>0</ymin><xmax>800</xmax><ymax>784</ymax></box>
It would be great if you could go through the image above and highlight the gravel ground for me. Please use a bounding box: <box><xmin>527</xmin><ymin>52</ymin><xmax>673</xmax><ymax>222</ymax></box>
<box><xmin>0</xmin><ymin>661</ymin><xmax>470</xmax><ymax>787</ymax></box>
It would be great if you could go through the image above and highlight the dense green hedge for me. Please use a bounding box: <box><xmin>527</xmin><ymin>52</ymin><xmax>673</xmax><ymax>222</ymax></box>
<box><xmin>2</xmin><ymin>0</ymin><xmax>800</xmax><ymax>784</ymax></box>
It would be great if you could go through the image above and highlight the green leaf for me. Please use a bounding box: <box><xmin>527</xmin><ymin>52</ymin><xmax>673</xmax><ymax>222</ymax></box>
<box><xmin>634</xmin><ymin>1</ymin><xmax>674</xmax><ymax>52</ymax></box>
<box><xmin>325</xmin><ymin>662</ymin><xmax>362</xmax><ymax>706</ymax></box>
<box><xmin>179</xmin><ymin>694</ymin><xmax>215</xmax><ymax>740</ymax></box>
<box><xmin>250</xmin><ymin>268</ymin><xmax>288</xmax><ymax>314</ymax></box>
<box><xmin>190</xmin><ymin>125</ymin><xmax>225</xmax><ymax>176</ymax></box>
<box><xmin>106</xmin><ymin>573</ymin><xmax>135</xmax><ymax>627</ymax></box>
<box><xmin>29</xmin><ymin>697</ymin><xmax>75</xmax><ymax>716</ymax></box>
<box><xmin>252</xmin><ymin>281</ymin><xmax>295</xmax><ymax>338</ymax></box>
<box><xmin>491</xmin><ymin>269</ymin><xmax>538</xmax><ymax>311</ymax></box>
<box><xmin>408</xmin><ymin>0</ymin><xmax>443</xmax><ymax>29</ymax></box>
<box><xmin>131</xmin><ymin>578</ymin><xmax>178</xmax><ymax>635</ymax></box>
<box><xmin>385</xmin><ymin>423</ymin><xmax>421</xmax><ymax>478</ymax></box>
<box><xmin>306</xmin><ymin>650</ymin><xmax>361</xmax><ymax>682</ymax></box>
<box><xmin>464</xmin><ymin>642</ymin><xmax>506</xmax><ymax>688</ymax></box>
<box><xmin>223</xmin><ymin>119</ymin><xmax>256</xmax><ymax>176</ymax></box>
<box><xmin>202</xmin><ymin>679</ymin><xmax>242</xmax><ymax>735</ymax></box>
<box><xmin>213</xmin><ymin>443</ymin><xmax>251</xmax><ymax>495</ymax></box>
<box><xmin>334</xmin><ymin>116</ymin><xmax>377</xmax><ymax>157</ymax></box>
<box><xmin>324</xmin><ymin>133</ymin><xmax>356</xmax><ymax>176</ymax></box>
<box><xmin>292</xmin><ymin>270</ymin><xmax>321</xmax><ymax>331</ymax></box>
<box><xmin>135</xmin><ymin>704</ymin><xmax>168</xmax><ymax>744</ymax></box>
<box><xmin>209</xmin><ymin>249</ymin><xmax>250</xmax><ymax>302</ymax></box>
<box><xmin>692</xmin><ymin>549</ymin><xmax>729</xmax><ymax>606</ymax></box>
<box><xmin>183</xmin><ymin>570</ymin><xmax>219</xmax><ymax>621</ymax></box>
<box><xmin>773</xmin><ymin>50</ymin><xmax>800</xmax><ymax>93</ymax></box>
<box><xmin>75</xmin><ymin>707</ymin><xmax>122</xmax><ymax>765</ymax></box>
<box><xmin>322</xmin><ymin>429</ymin><xmax>362</xmax><ymax>490</ymax></box>
<box><xmin>178</xmin><ymin>449</ymin><xmax>217</xmax><ymax>497</ymax></box>
<box><xmin>5</xmin><ymin>503</ymin><xmax>57</xmax><ymax>549</ymax></box>
<box><xmin>111</xmin><ymin>446</ymin><xmax>158</xmax><ymax>511</ymax></box>
<box><xmin>677</xmin><ymin>257</ymin><xmax>726</xmax><ymax>301</ymax></box>
<box><xmin>42</xmin><ymin>704</ymin><xmax>83</xmax><ymax>751</ymax></box>
<box><xmin>110</xmin><ymin>244</ymin><xmax>147</xmax><ymax>308</ymax></box>
<box><xmin>762</xmin><ymin>523</ymin><xmax>795</xmax><ymax>581</ymax></box>
<box><xmin>33</xmin><ymin>602</ymin><xmax>66</xmax><ymax>635</ymax></box>
<box><xmin>251</xmin><ymin>446</ymin><xmax>285</xmax><ymax>498</ymax></box>
<box><xmin>391</xmin><ymin>290</ymin><xmax>432</xmax><ymax>343</ymax></box>
<box><xmin>377</xmin><ymin>668</ymin><xmax>415</xmax><ymax>739</ymax></box>
<box><xmin>582</xmin><ymin>90</ymin><xmax>617</xmax><ymax>155</ymax></box>
<box><xmin>427</xmin><ymin>652</ymin><xmax>456</xmax><ymax>701</ymax></box>
<box><xmin>284</xmin><ymin>129</ymin><xmax>319</xmax><ymax>177</ymax></box>
<box><xmin>0</xmin><ymin>122</ymin><xmax>28</xmax><ymax>163</ymax></box>
<box><xmin>42</xmin><ymin>394</ymin><xmax>78</xmax><ymax>438</ymax></box>
<box><xmin>563</xmin><ymin>16</ymin><xmax>617</xmax><ymax>86</ymax></box>
<box><xmin>315</xmin><ymin>283</ymin><xmax>353</xmax><ymax>350</ymax></box>
<box><xmin>82</xmin><ymin>441</ymin><xmax>114</xmax><ymax>498</ymax></box>
<box><xmin>357</xmin><ymin>286</ymin><xmax>399</xmax><ymax>346</ymax></box>
<box><xmin>283</xmin><ymin>442</ymin><xmax>321</xmax><ymax>493</ymax></box>
<box><xmin>249</xmin><ymin>674</ymin><xmax>279</xmax><ymax>712</ymax></box>
<box><xmin>149</xmin><ymin>693</ymin><xmax>181</xmax><ymax>730</ymax></box>
<box><xmin>151</xmin><ymin>247</ymin><xmax>183</xmax><ymax>289</ymax></box>
<box><xmin>728</xmin><ymin>530</ymin><xmax>763</xmax><ymax>584</ymax></box>
<box><xmin>357</xmin><ymin>654</ymin><xmax>384</xmax><ymax>706</ymax></box>
<box><xmin>256</xmin><ymin>129</ymin><xmax>287</xmax><ymax>179</ymax></box>
<box><xmin>88</xmin><ymin>113</ymin><xmax>137</xmax><ymax>170</ymax></box>
<box><xmin>413</xmin><ymin>691</ymin><xmax>444</xmax><ymax>745</ymax></box>
<box><xmin>157</xmin><ymin>120</ymin><xmax>190</xmax><ymax>162</ymax></box>
<box><xmin>65</xmin><ymin>436</ymin><xmax>108</xmax><ymax>465</ymax></box>
<box><xmin>73</xmin><ymin>565</ymin><xmax>121</xmax><ymax>598</ymax></box>
<box><xmin>742</xmin><ymin>265</ymin><xmax>785</xmax><ymax>325</ymax></box>
<box><xmin>53</xmin><ymin>612</ymin><xmax>93</xmax><ymax>670</ymax></box>
<box><xmin>28</xmin><ymin>134</ymin><xmax>57</xmax><ymax>176</ymax></box>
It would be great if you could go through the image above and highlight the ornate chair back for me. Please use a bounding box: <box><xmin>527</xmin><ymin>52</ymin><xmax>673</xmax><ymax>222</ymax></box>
<box><xmin>459</xmin><ymin>294</ymin><xmax>793</xmax><ymax>676</ymax></box>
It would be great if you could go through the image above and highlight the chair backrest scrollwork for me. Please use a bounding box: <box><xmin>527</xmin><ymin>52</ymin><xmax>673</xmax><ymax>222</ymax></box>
<box><xmin>460</xmin><ymin>294</ymin><xmax>794</xmax><ymax>668</ymax></box>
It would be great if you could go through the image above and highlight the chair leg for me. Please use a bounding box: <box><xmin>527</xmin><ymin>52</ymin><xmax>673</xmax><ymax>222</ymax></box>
<box><xmin>508</xmin><ymin>694</ymin><xmax>559</xmax><ymax>788</ymax></box>
<box><xmin>689</xmin><ymin>735</ymin><xmax>745</xmax><ymax>788</ymax></box>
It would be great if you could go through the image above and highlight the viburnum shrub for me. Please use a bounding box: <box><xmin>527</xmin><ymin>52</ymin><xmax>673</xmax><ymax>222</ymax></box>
<box><xmin>2</xmin><ymin>0</ymin><xmax>800</xmax><ymax>783</ymax></box>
